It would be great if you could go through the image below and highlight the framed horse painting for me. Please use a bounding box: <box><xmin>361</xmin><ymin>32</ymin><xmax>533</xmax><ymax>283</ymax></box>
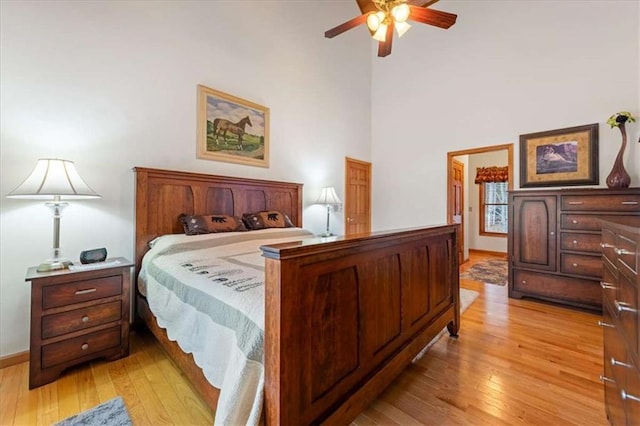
<box><xmin>197</xmin><ymin>84</ymin><xmax>270</xmax><ymax>167</ymax></box>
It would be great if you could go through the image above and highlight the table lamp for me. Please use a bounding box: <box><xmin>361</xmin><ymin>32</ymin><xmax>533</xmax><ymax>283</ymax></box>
<box><xmin>315</xmin><ymin>187</ymin><xmax>341</xmax><ymax>237</ymax></box>
<box><xmin>6</xmin><ymin>158</ymin><xmax>100</xmax><ymax>272</ymax></box>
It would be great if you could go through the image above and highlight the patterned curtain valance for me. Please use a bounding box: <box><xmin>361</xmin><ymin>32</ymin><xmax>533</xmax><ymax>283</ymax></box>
<box><xmin>475</xmin><ymin>166</ymin><xmax>509</xmax><ymax>184</ymax></box>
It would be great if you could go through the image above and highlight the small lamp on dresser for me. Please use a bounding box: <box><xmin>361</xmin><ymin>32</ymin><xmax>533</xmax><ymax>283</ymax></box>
<box><xmin>6</xmin><ymin>158</ymin><xmax>100</xmax><ymax>271</ymax></box>
<box><xmin>316</xmin><ymin>186</ymin><xmax>342</xmax><ymax>237</ymax></box>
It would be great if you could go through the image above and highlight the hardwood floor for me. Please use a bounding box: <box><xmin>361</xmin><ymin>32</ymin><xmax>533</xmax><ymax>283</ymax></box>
<box><xmin>0</xmin><ymin>252</ymin><xmax>607</xmax><ymax>425</ymax></box>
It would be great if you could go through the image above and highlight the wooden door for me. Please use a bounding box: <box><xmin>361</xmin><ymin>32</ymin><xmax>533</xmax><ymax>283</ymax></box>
<box><xmin>345</xmin><ymin>158</ymin><xmax>371</xmax><ymax>235</ymax></box>
<box><xmin>449</xmin><ymin>159</ymin><xmax>464</xmax><ymax>264</ymax></box>
<box><xmin>510</xmin><ymin>194</ymin><xmax>557</xmax><ymax>271</ymax></box>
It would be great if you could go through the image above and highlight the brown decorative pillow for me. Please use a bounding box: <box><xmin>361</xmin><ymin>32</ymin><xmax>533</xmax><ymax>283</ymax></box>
<box><xmin>242</xmin><ymin>211</ymin><xmax>295</xmax><ymax>230</ymax></box>
<box><xmin>179</xmin><ymin>214</ymin><xmax>248</xmax><ymax>235</ymax></box>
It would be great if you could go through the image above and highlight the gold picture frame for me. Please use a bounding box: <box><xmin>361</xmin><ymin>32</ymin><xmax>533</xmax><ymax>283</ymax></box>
<box><xmin>197</xmin><ymin>84</ymin><xmax>270</xmax><ymax>167</ymax></box>
<box><xmin>519</xmin><ymin>123</ymin><xmax>598</xmax><ymax>188</ymax></box>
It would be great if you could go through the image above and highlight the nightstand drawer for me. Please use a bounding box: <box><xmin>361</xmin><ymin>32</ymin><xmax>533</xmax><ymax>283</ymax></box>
<box><xmin>41</xmin><ymin>326</ymin><xmax>121</xmax><ymax>368</ymax></box>
<box><xmin>562</xmin><ymin>195</ymin><xmax>640</xmax><ymax>211</ymax></box>
<box><xmin>560</xmin><ymin>253</ymin><xmax>602</xmax><ymax>277</ymax></box>
<box><xmin>41</xmin><ymin>301</ymin><xmax>122</xmax><ymax>339</ymax></box>
<box><xmin>42</xmin><ymin>275</ymin><xmax>122</xmax><ymax>309</ymax></box>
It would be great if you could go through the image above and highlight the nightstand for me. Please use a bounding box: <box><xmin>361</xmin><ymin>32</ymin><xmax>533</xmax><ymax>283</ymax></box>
<box><xmin>25</xmin><ymin>257</ymin><xmax>133</xmax><ymax>389</ymax></box>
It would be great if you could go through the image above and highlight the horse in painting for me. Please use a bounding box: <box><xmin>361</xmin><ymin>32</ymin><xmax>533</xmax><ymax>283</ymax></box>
<box><xmin>213</xmin><ymin>116</ymin><xmax>252</xmax><ymax>150</ymax></box>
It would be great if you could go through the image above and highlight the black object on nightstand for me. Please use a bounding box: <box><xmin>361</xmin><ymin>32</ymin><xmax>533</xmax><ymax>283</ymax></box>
<box><xmin>25</xmin><ymin>257</ymin><xmax>133</xmax><ymax>389</ymax></box>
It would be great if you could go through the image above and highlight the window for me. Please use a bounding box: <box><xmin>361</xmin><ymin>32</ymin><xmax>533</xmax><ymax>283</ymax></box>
<box><xmin>480</xmin><ymin>182</ymin><xmax>508</xmax><ymax>235</ymax></box>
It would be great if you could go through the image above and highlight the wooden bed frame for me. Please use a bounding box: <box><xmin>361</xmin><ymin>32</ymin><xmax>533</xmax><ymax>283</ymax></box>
<box><xmin>134</xmin><ymin>166</ymin><xmax>460</xmax><ymax>425</ymax></box>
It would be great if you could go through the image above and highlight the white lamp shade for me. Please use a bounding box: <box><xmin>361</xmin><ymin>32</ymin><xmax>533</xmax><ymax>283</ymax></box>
<box><xmin>7</xmin><ymin>158</ymin><xmax>100</xmax><ymax>200</ymax></box>
<box><xmin>316</xmin><ymin>187</ymin><xmax>341</xmax><ymax>205</ymax></box>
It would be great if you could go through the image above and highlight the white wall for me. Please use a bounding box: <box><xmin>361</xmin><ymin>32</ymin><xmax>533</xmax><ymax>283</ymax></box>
<box><xmin>372</xmin><ymin>0</ymin><xmax>640</xmax><ymax>231</ymax></box>
<box><xmin>0</xmin><ymin>1</ymin><xmax>372</xmax><ymax>357</ymax></box>
<box><xmin>467</xmin><ymin>151</ymin><xmax>508</xmax><ymax>253</ymax></box>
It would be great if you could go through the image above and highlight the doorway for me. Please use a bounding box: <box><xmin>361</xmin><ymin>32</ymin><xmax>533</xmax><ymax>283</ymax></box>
<box><xmin>447</xmin><ymin>143</ymin><xmax>514</xmax><ymax>263</ymax></box>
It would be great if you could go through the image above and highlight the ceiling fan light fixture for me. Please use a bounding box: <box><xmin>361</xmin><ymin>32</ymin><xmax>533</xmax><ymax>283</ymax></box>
<box><xmin>391</xmin><ymin>3</ymin><xmax>410</xmax><ymax>23</ymax></box>
<box><xmin>373</xmin><ymin>23</ymin><xmax>387</xmax><ymax>42</ymax></box>
<box><xmin>395</xmin><ymin>20</ymin><xmax>411</xmax><ymax>37</ymax></box>
<box><xmin>366</xmin><ymin>12</ymin><xmax>381</xmax><ymax>31</ymax></box>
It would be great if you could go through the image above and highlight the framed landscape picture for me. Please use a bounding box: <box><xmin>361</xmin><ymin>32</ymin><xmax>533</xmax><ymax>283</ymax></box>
<box><xmin>197</xmin><ymin>84</ymin><xmax>270</xmax><ymax>167</ymax></box>
<box><xmin>519</xmin><ymin>123</ymin><xmax>598</xmax><ymax>188</ymax></box>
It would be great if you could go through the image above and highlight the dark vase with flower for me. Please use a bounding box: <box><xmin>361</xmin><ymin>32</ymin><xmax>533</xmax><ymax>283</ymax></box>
<box><xmin>606</xmin><ymin>114</ymin><xmax>631</xmax><ymax>189</ymax></box>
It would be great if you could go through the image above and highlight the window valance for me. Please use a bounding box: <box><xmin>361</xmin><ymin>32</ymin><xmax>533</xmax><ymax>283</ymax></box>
<box><xmin>475</xmin><ymin>166</ymin><xmax>509</xmax><ymax>184</ymax></box>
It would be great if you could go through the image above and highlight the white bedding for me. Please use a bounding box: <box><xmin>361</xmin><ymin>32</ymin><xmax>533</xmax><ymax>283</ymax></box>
<box><xmin>138</xmin><ymin>228</ymin><xmax>314</xmax><ymax>425</ymax></box>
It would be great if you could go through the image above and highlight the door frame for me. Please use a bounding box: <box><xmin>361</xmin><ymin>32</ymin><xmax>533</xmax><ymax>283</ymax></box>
<box><xmin>446</xmin><ymin>143</ymin><xmax>514</xmax><ymax>259</ymax></box>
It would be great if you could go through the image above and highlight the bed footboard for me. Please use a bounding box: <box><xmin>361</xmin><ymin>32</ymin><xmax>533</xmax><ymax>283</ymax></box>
<box><xmin>261</xmin><ymin>224</ymin><xmax>460</xmax><ymax>425</ymax></box>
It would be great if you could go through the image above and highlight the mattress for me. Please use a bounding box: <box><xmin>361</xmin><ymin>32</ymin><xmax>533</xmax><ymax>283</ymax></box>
<box><xmin>138</xmin><ymin>227</ymin><xmax>314</xmax><ymax>425</ymax></box>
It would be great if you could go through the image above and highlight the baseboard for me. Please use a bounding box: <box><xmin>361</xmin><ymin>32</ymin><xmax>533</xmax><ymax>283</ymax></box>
<box><xmin>469</xmin><ymin>248</ymin><xmax>507</xmax><ymax>258</ymax></box>
<box><xmin>0</xmin><ymin>350</ymin><xmax>29</xmax><ymax>369</ymax></box>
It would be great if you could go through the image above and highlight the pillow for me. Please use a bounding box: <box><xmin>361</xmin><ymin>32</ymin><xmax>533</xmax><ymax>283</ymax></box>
<box><xmin>179</xmin><ymin>213</ymin><xmax>248</xmax><ymax>235</ymax></box>
<box><xmin>242</xmin><ymin>210</ymin><xmax>295</xmax><ymax>230</ymax></box>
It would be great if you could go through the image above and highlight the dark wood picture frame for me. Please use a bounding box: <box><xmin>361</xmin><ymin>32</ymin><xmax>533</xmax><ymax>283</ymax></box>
<box><xmin>520</xmin><ymin>123</ymin><xmax>598</xmax><ymax>188</ymax></box>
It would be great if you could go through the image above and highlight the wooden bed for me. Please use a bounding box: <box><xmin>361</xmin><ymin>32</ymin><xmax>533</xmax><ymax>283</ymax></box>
<box><xmin>134</xmin><ymin>166</ymin><xmax>461</xmax><ymax>425</ymax></box>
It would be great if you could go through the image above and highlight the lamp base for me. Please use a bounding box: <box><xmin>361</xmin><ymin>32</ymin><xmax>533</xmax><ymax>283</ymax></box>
<box><xmin>37</xmin><ymin>258</ymin><xmax>73</xmax><ymax>272</ymax></box>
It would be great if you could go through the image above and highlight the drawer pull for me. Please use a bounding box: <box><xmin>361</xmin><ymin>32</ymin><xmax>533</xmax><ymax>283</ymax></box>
<box><xmin>600</xmin><ymin>375</ymin><xmax>615</xmax><ymax>384</ymax></box>
<box><xmin>621</xmin><ymin>201</ymin><xmax>639</xmax><ymax>205</ymax></box>
<box><xmin>615</xmin><ymin>248</ymin><xmax>635</xmax><ymax>256</ymax></box>
<box><xmin>598</xmin><ymin>320</ymin><xmax>615</xmax><ymax>328</ymax></box>
<box><xmin>600</xmin><ymin>243</ymin><xmax>615</xmax><ymax>249</ymax></box>
<box><xmin>572</xmin><ymin>240</ymin><xmax>578</xmax><ymax>245</ymax></box>
<box><xmin>81</xmin><ymin>315</ymin><xmax>89</xmax><ymax>323</ymax></box>
<box><xmin>81</xmin><ymin>343</ymin><xmax>89</xmax><ymax>351</ymax></box>
<box><xmin>75</xmin><ymin>288</ymin><xmax>97</xmax><ymax>295</ymax></box>
<box><xmin>550</xmin><ymin>231</ymin><xmax>555</xmax><ymax>236</ymax></box>
<box><xmin>521</xmin><ymin>280</ymin><xmax>527</xmax><ymax>284</ymax></box>
<box><xmin>611</xmin><ymin>357</ymin><xmax>633</xmax><ymax>369</ymax></box>
<box><xmin>621</xmin><ymin>390</ymin><xmax>640</xmax><ymax>403</ymax></box>
<box><xmin>568</xmin><ymin>201</ymin><xmax>584</xmax><ymax>205</ymax></box>
<box><xmin>572</xmin><ymin>220</ymin><xmax>578</xmax><ymax>224</ymax></box>
<box><xmin>572</xmin><ymin>263</ymin><xmax>578</xmax><ymax>267</ymax></box>
<box><xmin>600</xmin><ymin>281</ymin><xmax>616</xmax><ymax>290</ymax></box>
<box><xmin>615</xmin><ymin>300</ymin><xmax>638</xmax><ymax>314</ymax></box>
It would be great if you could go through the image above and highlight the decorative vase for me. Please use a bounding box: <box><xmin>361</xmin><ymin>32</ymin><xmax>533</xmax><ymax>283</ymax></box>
<box><xmin>606</xmin><ymin>120</ymin><xmax>631</xmax><ymax>189</ymax></box>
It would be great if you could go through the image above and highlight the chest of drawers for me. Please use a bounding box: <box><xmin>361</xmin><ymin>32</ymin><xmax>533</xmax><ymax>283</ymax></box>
<box><xmin>26</xmin><ymin>258</ymin><xmax>132</xmax><ymax>388</ymax></box>
<box><xmin>509</xmin><ymin>188</ymin><xmax>640</xmax><ymax>310</ymax></box>
<box><xmin>601</xmin><ymin>221</ymin><xmax>640</xmax><ymax>425</ymax></box>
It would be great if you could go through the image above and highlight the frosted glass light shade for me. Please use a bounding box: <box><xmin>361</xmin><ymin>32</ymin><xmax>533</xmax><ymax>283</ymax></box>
<box><xmin>395</xmin><ymin>21</ymin><xmax>411</xmax><ymax>37</ymax></box>
<box><xmin>315</xmin><ymin>187</ymin><xmax>341</xmax><ymax>205</ymax></box>
<box><xmin>391</xmin><ymin>3</ymin><xmax>410</xmax><ymax>23</ymax></box>
<box><xmin>7</xmin><ymin>158</ymin><xmax>100</xmax><ymax>200</ymax></box>
<box><xmin>373</xmin><ymin>23</ymin><xmax>388</xmax><ymax>42</ymax></box>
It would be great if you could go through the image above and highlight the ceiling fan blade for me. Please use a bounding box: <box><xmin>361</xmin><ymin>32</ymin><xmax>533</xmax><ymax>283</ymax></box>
<box><xmin>325</xmin><ymin>14</ymin><xmax>368</xmax><ymax>38</ymax></box>
<box><xmin>407</xmin><ymin>0</ymin><xmax>439</xmax><ymax>6</ymax></box>
<box><xmin>355</xmin><ymin>0</ymin><xmax>377</xmax><ymax>15</ymax></box>
<box><xmin>408</xmin><ymin>5</ymin><xmax>457</xmax><ymax>29</ymax></box>
<box><xmin>377</xmin><ymin>22</ymin><xmax>394</xmax><ymax>57</ymax></box>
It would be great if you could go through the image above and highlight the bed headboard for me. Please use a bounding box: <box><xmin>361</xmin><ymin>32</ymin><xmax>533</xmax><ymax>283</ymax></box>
<box><xmin>134</xmin><ymin>167</ymin><xmax>303</xmax><ymax>273</ymax></box>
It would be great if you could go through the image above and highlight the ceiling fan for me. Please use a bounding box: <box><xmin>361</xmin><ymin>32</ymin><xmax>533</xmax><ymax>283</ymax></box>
<box><xmin>325</xmin><ymin>0</ymin><xmax>457</xmax><ymax>58</ymax></box>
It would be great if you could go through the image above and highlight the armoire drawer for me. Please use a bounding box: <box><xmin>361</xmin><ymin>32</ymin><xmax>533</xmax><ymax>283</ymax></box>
<box><xmin>561</xmin><ymin>194</ymin><xmax>640</xmax><ymax>212</ymax></box>
<box><xmin>560</xmin><ymin>232</ymin><xmax>602</xmax><ymax>253</ymax></box>
<box><xmin>560</xmin><ymin>253</ymin><xmax>603</xmax><ymax>278</ymax></box>
<box><xmin>512</xmin><ymin>269</ymin><xmax>601</xmax><ymax>307</ymax></box>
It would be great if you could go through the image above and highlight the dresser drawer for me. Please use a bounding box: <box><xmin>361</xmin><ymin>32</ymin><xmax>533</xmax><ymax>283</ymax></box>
<box><xmin>562</xmin><ymin>194</ymin><xmax>640</xmax><ymax>212</ymax></box>
<box><xmin>513</xmin><ymin>269</ymin><xmax>601</xmax><ymax>307</ymax></box>
<box><xmin>560</xmin><ymin>214</ymin><xmax>639</xmax><ymax>231</ymax></box>
<box><xmin>41</xmin><ymin>326</ymin><xmax>121</xmax><ymax>368</ymax></box>
<box><xmin>560</xmin><ymin>253</ymin><xmax>602</xmax><ymax>278</ymax></box>
<box><xmin>602</xmin><ymin>259</ymin><xmax>619</xmax><ymax>305</ymax></box>
<box><xmin>42</xmin><ymin>276</ymin><xmax>122</xmax><ymax>310</ymax></box>
<box><xmin>561</xmin><ymin>232</ymin><xmax>602</xmax><ymax>253</ymax></box>
<box><xmin>602</xmin><ymin>228</ymin><xmax>618</xmax><ymax>265</ymax></box>
<box><xmin>616</xmin><ymin>272</ymin><xmax>638</xmax><ymax>355</ymax></box>
<box><xmin>41</xmin><ymin>301</ymin><xmax>122</xmax><ymax>339</ymax></box>
<box><xmin>617</xmin><ymin>234</ymin><xmax>639</xmax><ymax>276</ymax></box>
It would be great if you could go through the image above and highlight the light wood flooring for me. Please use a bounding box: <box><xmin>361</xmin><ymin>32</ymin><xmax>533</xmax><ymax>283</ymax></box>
<box><xmin>0</xmin><ymin>252</ymin><xmax>607</xmax><ymax>425</ymax></box>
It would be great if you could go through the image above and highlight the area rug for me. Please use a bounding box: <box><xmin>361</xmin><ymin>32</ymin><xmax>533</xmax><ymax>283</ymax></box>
<box><xmin>55</xmin><ymin>396</ymin><xmax>132</xmax><ymax>426</ymax></box>
<box><xmin>460</xmin><ymin>258</ymin><xmax>508</xmax><ymax>286</ymax></box>
<box><xmin>412</xmin><ymin>288</ymin><xmax>479</xmax><ymax>361</ymax></box>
